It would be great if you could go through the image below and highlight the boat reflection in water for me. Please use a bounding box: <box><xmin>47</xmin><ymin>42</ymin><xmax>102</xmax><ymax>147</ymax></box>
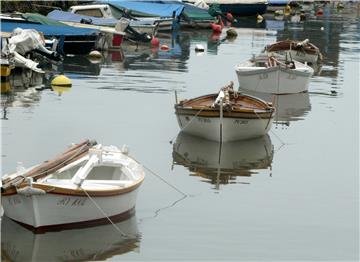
<box><xmin>56</xmin><ymin>55</ymin><xmax>101</xmax><ymax>76</ymax></box>
<box><xmin>1</xmin><ymin>214</ymin><xmax>140</xmax><ymax>262</ymax></box>
<box><xmin>241</xmin><ymin>90</ymin><xmax>311</xmax><ymax>128</ymax></box>
<box><xmin>172</xmin><ymin>132</ymin><xmax>273</xmax><ymax>189</ymax></box>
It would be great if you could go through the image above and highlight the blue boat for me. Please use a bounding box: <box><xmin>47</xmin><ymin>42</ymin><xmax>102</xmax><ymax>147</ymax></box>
<box><xmin>132</xmin><ymin>1</ymin><xmax>216</xmax><ymax>28</ymax></box>
<box><xmin>189</xmin><ymin>0</ymin><xmax>268</xmax><ymax>16</ymax></box>
<box><xmin>1</xmin><ymin>20</ymin><xmax>99</xmax><ymax>55</ymax></box>
<box><xmin>105</xmin><ymin>0</ymin><xmax>185</xmax><ymax>18</ymax></box>
<box><xmin>267</xmin><ymin>0</ymin><xmax>289</xmax><ymax>11</ymax></box>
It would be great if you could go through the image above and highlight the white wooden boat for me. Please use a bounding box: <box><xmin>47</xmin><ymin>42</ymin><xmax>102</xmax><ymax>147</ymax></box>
<box><xmin>264</xmin><ymin>39</ymin><xmax>322</xmax><ymax>64</ymax></box>
<box><xmin>1</xmin><ymin>140</ymin><xmax>145</xmax><ymax>231</ymax></box>
<box><xmin>174</xmin><ymin>82</ymin><xmax>275</xmax><ymax>142</ymax></box>
<box><xmin>2</xmin><ymin>214</ymin><xmax>139</xmax><ymax>261</ymax></box>
<box><xmin>235</xmin><ymin>54</ymin><xmax>314</xmax><ymax>94</ymax></box>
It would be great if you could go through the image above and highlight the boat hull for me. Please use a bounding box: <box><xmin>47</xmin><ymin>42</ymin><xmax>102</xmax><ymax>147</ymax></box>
<box><xmin>175</xmin><ymin>113</ymin><xmax>273</xmax><ymax>142</ymax></box>
<box><xmin>1</xmin><ymin>186</ymin><xmax>140</xmax><ymax>230</ymax></box>
<box><xmin>217</xmin><ymin>3</ymin><xmax>267</xmax><ymax>16</ymax></box>
<box><xmin>236</xmin><ymin>66</ymin><xmax>313</xmax><ymax>94</ymax></box>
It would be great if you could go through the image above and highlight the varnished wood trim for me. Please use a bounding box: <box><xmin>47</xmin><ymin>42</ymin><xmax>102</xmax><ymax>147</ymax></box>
<box><xmin>2</xmin><ymin>177</ymin><xmax>144</xmax><ymax>197</ymax></box>
<box><xmin>175</xmin><ymin>108</ymin><xmax>274</xmax><ymax>119</ymax></box>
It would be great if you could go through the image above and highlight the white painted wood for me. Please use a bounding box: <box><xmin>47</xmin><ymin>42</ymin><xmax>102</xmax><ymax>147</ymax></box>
<box><xmin>1</xmin><ymin>144</ymin><xmax>145</xmax><ymax>228</ymax></box>
<box><xmin>235</xmin><ymin>55</ymin><xmax>314</xmax><ymax>94</ymax></box>
<box><xmin>176</xmin><ymin>113</ymin><xmax>273</xmax><ymax>142</ymax></box>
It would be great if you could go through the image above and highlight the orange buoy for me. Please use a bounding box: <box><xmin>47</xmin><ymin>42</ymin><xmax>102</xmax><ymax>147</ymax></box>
<box><xmin>211</xmin><ymin>23</ymin><xmax>222</xmax><ymax>33</ymax></box>
<box><xmin>151</xmin><ymin>37</ymin><xmax>160</xmax><ymax>46</ymax></box>
<box><xmin>160</xmin><ymin>44</ymin><xmax>170</xmax><ymax>51</ymax></box>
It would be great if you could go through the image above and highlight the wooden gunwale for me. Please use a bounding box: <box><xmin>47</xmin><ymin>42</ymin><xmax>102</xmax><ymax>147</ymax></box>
<box><xmin>175</xmin><ymin>93</ymin><xmax>274</xmax><ymax>119</ymax></box>
<box><xmin>175</xmin><ymin>108</ymin><xmax>274</xmax><ymax>119</ymax></box>
<box><xmin>1</xmin><ymin>176</ymin><xmax>144</xmax><ymax>197</ymax></box>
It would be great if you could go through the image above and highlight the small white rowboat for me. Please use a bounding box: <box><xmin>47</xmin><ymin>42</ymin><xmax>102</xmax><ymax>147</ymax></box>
<box><xmin>174</xmin><ymin>82</ymin><xmax>275</xmax><ymax>142</ymax></box>
<box><xmin>264</xmin><ymin>39</ymin><xmax>322</xmax><ymax>64</ymax></box>
<box><xmin>235</xmin><ymin>54</ymin><xmax>314</xmax><ymax>94</ymax></box>
<box><xmin>1</xmin><ymin>140</ymin><xmax>145</xmax><ymax>231</ymax></box>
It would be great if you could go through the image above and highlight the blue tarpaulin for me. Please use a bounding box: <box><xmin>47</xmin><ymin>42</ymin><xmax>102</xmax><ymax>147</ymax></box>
<box><xmin>1</xmin><ymin>21</ymin><xmax>98</xmax><ymax>36</ymax></box>
<box><xmin>47</xmin><ymin>10</ymin><xmax>118</xmax><ymax>26</ymax></box>
<box><xmin>104</xmin><ymin>0</ymin><xmax>184</xmax><ymax>18</ymax></box>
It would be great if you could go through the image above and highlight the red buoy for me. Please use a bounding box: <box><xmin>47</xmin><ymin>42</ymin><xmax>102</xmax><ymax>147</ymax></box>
<box><xmin>151</xmin><ymin>37</ymin><xmax>160</xmax><ymax>46</ymax></box>
<box><xmin>211</xmin><ymin>23</ymin><xmax>222</xmax><ymax>33</ymax></box>
<box><xmin>316</xmin><ymin>8</ymin><xmax>323</xmax><ymax>16</ymax></box>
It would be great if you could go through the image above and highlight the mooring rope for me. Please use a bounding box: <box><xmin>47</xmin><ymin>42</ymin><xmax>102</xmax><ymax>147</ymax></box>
<box><xmin>169</xmin><ymin>106</ymin><xmax>206</xmax><ymax>144</ymax></box>
<box><xmin>142</xmin><ymin>164</ymin><xmax>187</xmax><ymax>197</ymax></box>
<box><xmin>81</xmin><ymin>188</ymin><xmax>132</xmax><ymax>238</ymax></box>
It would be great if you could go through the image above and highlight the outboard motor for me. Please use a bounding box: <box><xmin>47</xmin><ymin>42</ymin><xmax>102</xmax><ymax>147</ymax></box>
<box><xmin>118</xmin><ymin>18</ymin><xmax>152</xmax><ymax>43</ymax></box>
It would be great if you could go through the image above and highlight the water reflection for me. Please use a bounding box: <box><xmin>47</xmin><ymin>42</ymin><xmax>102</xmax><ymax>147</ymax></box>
<box><xmin>119</xmin><ymin>32</ymin><xmax>190</xmax><ymax>72</ymax></box>
<box><xmin>56</xmin><ymin>55</ymin><xmax>101</xmax><ymax>76</ymax></box>
<box><xmin>1</xmin><ymin>215</ymin><xmax>140</xmax><ymax>262</ymax></box>
<box><xmin>172</xmin><ymin>132</ymin><xmax>273</xmax><ymax>189</ymax></box>
<box><xmin>242</xmin><ymin>90</ymin><xmax>311</xmax><ymax>127</ymax></box>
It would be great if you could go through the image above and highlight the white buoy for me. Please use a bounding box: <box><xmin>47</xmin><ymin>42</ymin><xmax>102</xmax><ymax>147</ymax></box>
<box><xmin>321</xmin><ymin>26</ymin><xmax>324</xmax><ymax>30</ymax></box>
<box><xmin>195</xmin><ymin>44</ymin><xmax>205</xmax><ymax>52</ymax></box>
<box><xmin>88</xmin><ymin>50</ymin><xmax>102</xmax><ymax>58</ymax></box>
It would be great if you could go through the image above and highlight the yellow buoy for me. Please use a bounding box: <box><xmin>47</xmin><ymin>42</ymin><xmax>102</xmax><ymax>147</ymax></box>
<box><xmin>51</xmin><ymin>75</ymin><xmax>72</xmax><ymax>87</ymax></box>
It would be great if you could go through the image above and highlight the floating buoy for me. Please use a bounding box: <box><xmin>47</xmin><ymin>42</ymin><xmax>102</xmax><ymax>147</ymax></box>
<box><xmin>211</xmin><ymin>23</ymin><xmax>222</xmax><ymax>33</ymax></box>
<box><xmin>160</xmin><ymin>44</ymin><xmax>170</xmax><ymax>51</ymax></box>
<box><xmin>51</xmin><ymin>75</ymin><xmax>72</xmax><ymax>87</ymax></box>
<box><xmin>226</xmin><ymin>28</ymin><xmax>237</xmax><ymax>38</ymax></box>
<box><xmin>88</xmin><ymin>50</ymin><xmax>102</xmax><ymax>59</ymax></box>
<box><xmin>226</xmin><ymin>12</ymin><xmax>234</xmax><ymax>22</ymax></box>
<box><xmin>151</xmin><ymin>37</ymin><xmax>160</xmax><ymax>47</ymax></box>
<box><xmin>195</xmin><ymin>44</ymin><xmax>205</xmax><ymax>52</ymax></box>
<box><xmin>320</xmin><ymin>26</ymin><xmax>324</xmax><ymax>31</ymax></box>
<box><xmin>316</xmin><ymin>8</ymin><xmax>323</xmax><ymax>16</ymax></box>
<box><xmin>257</xmin><ymin>14</ymin><xmax>263</xmax><ymax>23</ymax></box>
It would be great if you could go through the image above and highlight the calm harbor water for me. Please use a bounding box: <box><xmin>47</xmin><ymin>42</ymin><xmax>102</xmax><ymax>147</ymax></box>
<box><xmin>1</xmin><ymin>4</ymin><xmax>359</xmax><ymax>261</ymax></box>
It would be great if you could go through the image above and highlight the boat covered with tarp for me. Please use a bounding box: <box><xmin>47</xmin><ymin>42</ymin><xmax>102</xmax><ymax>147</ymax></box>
<box><xmin>1</xmin><ymin>20</ymin><xmax>98</xmax><ymax>55</ymax></box>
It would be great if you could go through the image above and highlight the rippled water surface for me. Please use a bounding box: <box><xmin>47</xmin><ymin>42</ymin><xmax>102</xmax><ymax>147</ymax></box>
<box><xmin>1</xmin><ymin>3</ymin><xmax>359</xmax><ymax>261</ymax></box>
